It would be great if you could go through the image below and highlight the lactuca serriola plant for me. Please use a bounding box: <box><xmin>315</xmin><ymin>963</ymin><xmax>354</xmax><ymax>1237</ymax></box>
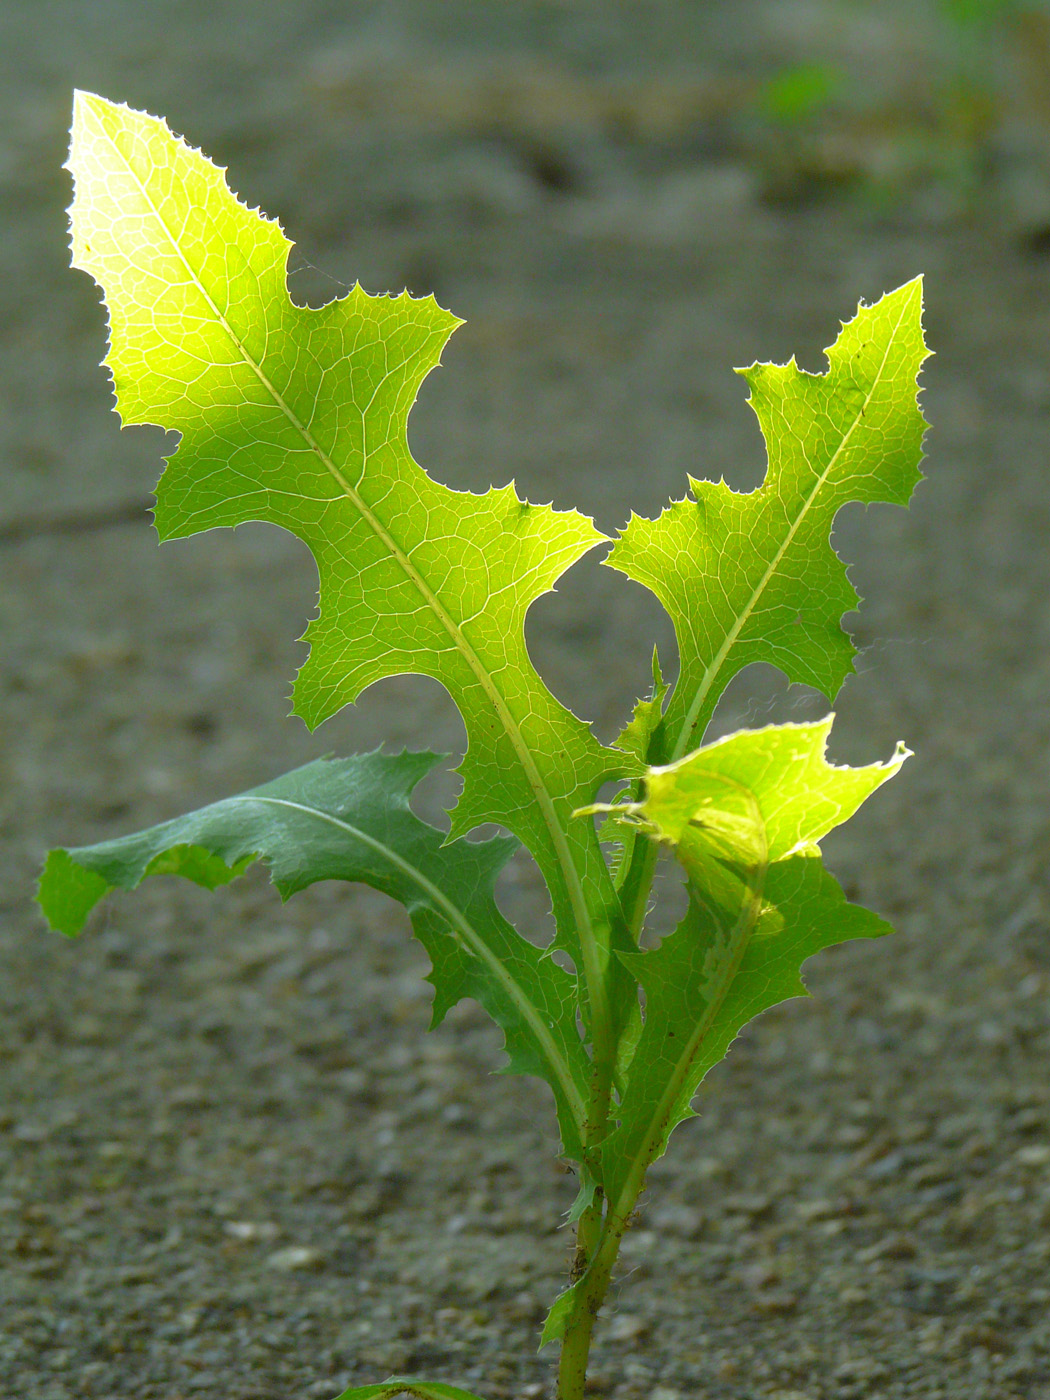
<box><xmin>37</xmin><ymin>91</ymin><xmax>928</xmax><ymax>1400</ymax></box>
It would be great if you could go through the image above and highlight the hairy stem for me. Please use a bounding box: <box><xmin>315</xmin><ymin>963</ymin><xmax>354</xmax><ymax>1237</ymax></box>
<box><xmin>556</xmin><ymin>1193</ymin><xmax>638</xmax><ymax>1400</ymax></box>
<box><xmin>556</xmin><ymin>835</ymin><xmax>662</xmax><ymax>1399</ymax></box>
<box><xmin>556</xmin><ymin>1297</ymin><xmax>599</xmax><ymax>1400</ymax></box>
<box><xmin>616</xmin><ymin>835</ymin><xmax>660</xmax><ymax>944</ymax></box>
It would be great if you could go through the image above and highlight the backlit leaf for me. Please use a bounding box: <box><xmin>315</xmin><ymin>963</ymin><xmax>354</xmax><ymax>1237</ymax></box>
<box><xmin>605</xmin><ymin>279</ymin><xmax>928</xmax><ymax>760</ymax></box>
<box><xmin>66</xmin><ymin>90</ymin><xmax>633</xmax><ymax>1049</ymax></box>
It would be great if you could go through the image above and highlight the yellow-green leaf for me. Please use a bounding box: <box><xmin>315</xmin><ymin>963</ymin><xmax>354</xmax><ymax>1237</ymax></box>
<box><xmin>598</xmin><ymin>717</ymin><xmax>906</xmax><ymax>1208</ymax></box>
<box><xmin>605</xmin><ymin>279</ymin><xmax>929</xmax><ymax>761</ymax></box>
<box><xmin>67</xmin><ymin>91</ymin><xmax>632</xmax><ymax>1045</ymax></box>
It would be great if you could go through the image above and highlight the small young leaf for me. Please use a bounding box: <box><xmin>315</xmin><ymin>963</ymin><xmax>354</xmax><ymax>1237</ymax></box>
<box><xmin>598</xmin><ymin>717</ymin><xmax>906</xmax><ymax>1209</ymax></box>
<box><xmin>332</xmin><ymin>1379</ymin><xmax>491</xmax><ymax>1400</ymax></box>
<box><xmin>610</xmin><ymin>649</ymin><xmax>669</xmax><ymax>767</ymax></box>
<box><xmin>37</xmin><ymin>752</ymin><xmax>591</xmax><ymax>1158</ymax></box>
<box><xmin>67</xmin><ymin>90</ymin><xmax>633</xmax><ymax>1053</ymax></box>
<box><xmin>605</xmin><ymin>278</ymin><xmax>929</xmax><ymax>760</ymax></box>
<box><xmin>539</xmin><ymin>1281</ymin><xmax>581</xmax><ymax>1349</ymax></box>
<box><xmin>634</xmin><ymin>716</ymin><xmax>908</xmax><ymax>861</ymax></box>
<box><xmin>600</xmin><ymin>649</ymin><xmax>670</xmax><ymax>898</ymax></box>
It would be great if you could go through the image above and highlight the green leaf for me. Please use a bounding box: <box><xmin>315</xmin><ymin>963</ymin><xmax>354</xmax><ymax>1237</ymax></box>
<box><xmin>37</xmin><ymin>751</ymin><xmax>591</xmax><ymax>1158</ymax></box>
<box><xmin>597</xmin><ymin>717</ymin><xmax>907</xmax><ymax>1209</ymax></box>
<box><xmin>599</xmin><ymin>649</ymin><xmax>669</xmax><ymax>895</ymax></box>
<box><xmin>539</xmin><ymin>1281</ymin><xmax>581</xmax><ymax>1349</ymax></box>
<box><xmin>610</xmin><ymin>649</ymin><xmax>670</xmax><ymax>767</ymax></box>
<box><xmin>66</xmin><ymin>91</ymin><xmax>633</xmax><ymax>1050</ymax></box>
<box><xmin>331</xmin><ymin>1378</ymin><xmax>490</xmax><ymax>1400</ymax></box>
<box><xmin>633</xmin><ymin>716</ymin><xmax>908</xmax><ymax>862</ymax></box>
<box><xmin>605</xmin><ymin>278</ymin><xmax>929</xmax><ymax>761</ymax></box>
<box><xmin>760</xmin><ymin>63</ymin><xmax>842</xmax><ymax>124</ymax></box>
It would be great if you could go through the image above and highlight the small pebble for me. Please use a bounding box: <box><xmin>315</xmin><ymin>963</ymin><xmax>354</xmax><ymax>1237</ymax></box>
<box><xmin>856</xmin><ymin>1232</ymin><xmax>917</xmax><ymax>1262</ymax></box>
<box><xmin>738</xmin><ymin>1260</ymin><xmax>780</xmax><ymax>1289</ymax></box>
<box><xmin>265</xmin><ymin>1245</ymin><xmax>324</xmax><ymax>1271</ymax></box>
<box><xmin>722</xmin><ymin>1192</ymin><xmax>772</xmax><ymax>1219</ymax></box>
<box><xmin>620</xmin><ymin>1228</ymin><xmax>657</xmax><ymax>1256</ymax></box>
<box><xmin>751</xmin><ymin>1289</ymin><xmax>798</xmax><ymax>1315</ymax></box>
<box><xmin>13</xmin><ymin>1123</ymin><xmax>49</xmax><ymax>1143</ymax></box>
<box><xmin>648</xmin><ymin>1203</ymin><xmax>704</xmax><ymax>1238</ymax></box>
<box><xmin>834</xmin><ymin>1358</ymin><xmax>888</xmax><ymax>1381</ymax></box>
<box><xmin>795</xmin><ymin>1197</ymin><xmax>841</xmax><ymax>1222</ymax></box>
<box><xmin>224</xmin><ymin>1219</ymin><xmax>279</xmax><ymax>1241</ymax></box>
<box><xmin>606</xmin><ymin>1312</ymin><xmax>649</xmax><ymax>1342</ymax></box>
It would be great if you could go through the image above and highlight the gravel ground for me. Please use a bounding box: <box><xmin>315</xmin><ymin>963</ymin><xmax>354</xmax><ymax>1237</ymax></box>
<box><xmin>4</xmin><ymin>3</ymin><xmax>1050</xmax><ymax>1398</ymax></box>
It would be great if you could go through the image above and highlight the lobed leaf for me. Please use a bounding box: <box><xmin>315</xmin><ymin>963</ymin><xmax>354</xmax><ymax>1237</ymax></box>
<box><xmin>598</xmin><ymin>717</ymin><xmax>907</xmax><ymax>1208</ymax></box>
<box><xmin>605</xmin><ymin>278</ymin><xmax>929</xmax><ymax>761</ymax></box>
<box><xmin>57</xmin><ymin>99</ymin><xmax>929</xmax><ymax>1378</ymax></box>
<box><xmin>37</xmin><ymin>751</ymin><xmax>591</xmax><ymax>1158</ymax></box>
<box><xmin>66</xmin><ymin>91</ymin><xmax>633</xmax><ymax>1049</ymax></box>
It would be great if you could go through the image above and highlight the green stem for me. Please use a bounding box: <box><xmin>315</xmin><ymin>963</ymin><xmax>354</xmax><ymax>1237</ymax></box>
<box><xmin>558</xmin><ymin>772</ymin><xmax>768</xmax><ymax>1395</ymax></box>
<box><xmin>556</xmin><ymin>1294</ymin><xmax>598</xmax><ymax>1400</ymax></box>
<box><xmin>555</xmin><ymin>1192</ymin><xmax>639</xmax><ymax>1400</ymax></box>
<box><xmin>560</xmin><ymin>805</ymin><xmax>767</xmax><ymax>1395</ymax></box>
<box><xmin>617</xmin><ymin>835</ymin><xmax>660</xmax><ymax>944</ymax></box>
<box><xmin>555</xmin><ymin>844</ymin><xmax>661</xmax><ymax>1399</ymax></box>
<box><xmin>555</xmin><ymin>686</ymin><xmax>672</xmax><ymax>1399</ymax></box>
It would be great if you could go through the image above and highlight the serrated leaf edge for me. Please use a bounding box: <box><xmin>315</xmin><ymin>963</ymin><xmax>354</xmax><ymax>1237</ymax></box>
<box><xmin>671</xmin><ymin>281</ymin><xmax>926</xmax><ymax>759</ymax></box>
<box><xmin>66</xmin><ymin>90</ymin><xmax>619</xmax><ymax>1058</ymax></box>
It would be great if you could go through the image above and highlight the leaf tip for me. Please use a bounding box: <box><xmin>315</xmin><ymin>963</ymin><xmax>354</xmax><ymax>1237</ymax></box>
<box><xmin>890</xmin><ymin>738</ymin><xmax>913</xmax><ymax>769</ymax></box>
<box><xmin>36</xmin><ymin>847</ymin><xmax>108</xmax><ymax>939</ymax></box>
<box><xmin>69</xmin><ymin>87</ymin><xmax>104</xmax><ymax>130</ymax></box>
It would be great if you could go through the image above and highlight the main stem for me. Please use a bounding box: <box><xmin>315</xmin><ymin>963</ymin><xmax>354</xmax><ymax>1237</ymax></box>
<box><xmin>555</xmin><ymin>861</ymin><xmax>659</xmax><ymax>1400</ymax></box>
<box><xmin>558</xmin><ymin>803</ymin><xmax>767</xmax><ymax>1397</ymax></box>
<box><xmin>555</xmin><ymin>1190</ymin><xmax>640</xmax><ymax>1400</ymax></box>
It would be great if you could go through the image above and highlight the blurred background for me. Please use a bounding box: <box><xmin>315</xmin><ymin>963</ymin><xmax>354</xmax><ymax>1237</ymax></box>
<box><xmin>3</xmin><ymin>3</ymin><xmax>1050</xmax><ymax>1399</ymax></box>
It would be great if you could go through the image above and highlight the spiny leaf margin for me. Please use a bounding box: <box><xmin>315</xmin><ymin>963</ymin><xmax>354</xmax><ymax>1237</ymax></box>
<box><xmin>65</xmin><ymin>89</ymin><xmax>634</xmax><ymax>1045</ymax></box>
<box><xmin>605</xmin><ymin>277</ymin><xmax>929</xmax><ymax>761</ymax></box>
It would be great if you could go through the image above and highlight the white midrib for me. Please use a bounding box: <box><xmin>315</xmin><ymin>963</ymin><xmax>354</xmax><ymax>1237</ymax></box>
<box><xmin>672</xmin><ymin>307</ymin><xmax>908</xmax><ymax>762</ymax></box>
<box><xmin>243</xmin><ymin>794</ymin><xmax>588</xmax><ymax>1135</ymax></box>
<box><xmin>93</xmin><ymin>115</ymin><xmax>601</xmax><ymax>1002</ymax></box>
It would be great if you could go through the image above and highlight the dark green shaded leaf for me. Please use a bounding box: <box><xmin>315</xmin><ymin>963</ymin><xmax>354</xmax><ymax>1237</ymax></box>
<box><xmin>39</xmin><ymin>751</ymin><xmax>590</xmax><ymax>1157</ymax></box>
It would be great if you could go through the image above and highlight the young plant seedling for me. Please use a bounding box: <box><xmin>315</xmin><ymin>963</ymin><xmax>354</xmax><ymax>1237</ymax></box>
<box><xmin>37</xmin><ymin>93</ymin><xmax>928</xmax><ymax>1400</ymax></box>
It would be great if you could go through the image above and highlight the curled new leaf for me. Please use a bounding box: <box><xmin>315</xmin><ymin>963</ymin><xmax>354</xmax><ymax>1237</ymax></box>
<box><xmin>596</xmin><ymin>717</ymin><xmax>907</xmax><ymax>1208</ymax></box>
